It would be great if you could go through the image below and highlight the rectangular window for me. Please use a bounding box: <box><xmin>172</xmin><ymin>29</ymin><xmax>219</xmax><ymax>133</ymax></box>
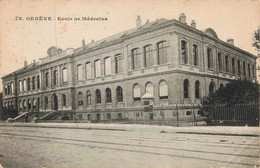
<box><xmin>32</xmin><ymin>77</ymin><xmax>35</xmax><ymax>89</ymax></box>
<box><xmin>225</xmin><ymin>55</ymin><xmax>229</xmax><ymax>73</ymax></box>
<box><xmin>104</xmin><ymin>57</ymin><xmax>111</xmax><ymax>76</ymax></box>
<box><xmin>115</xmin><ymin>54</ymin><xmax>123</xmax><ymax>74</ymax></box>
<box><xmin>231</xmin><ymin>58</ymin><xmax>235</xmax><ymax>74</ymax></box>
<box><xmin>37</xmin><ymin>75</ymin><xmax>40</xmax><ymax>89</ymax></box>
<box><xmin>248</xmin><ymin>63</ymin><xmax>251</xmax><ymax>78</ymax></box>
<box><xmin>193</xmin><ymin>44</ymin><xmax>198</xmax><ymax>66</ymax></box>
<box><xmin>218</xmin><ymin>53</ymin><xmax>222</xmax><ymax>72</ymax></box>
<box><xmin>95</xmin><ymin>60</ymin><xmax>101</xmax><ymax>77</ymax></box>
<box><xmin>77</xmin><ymin>65</ymin><xmax>83</xmax><ymax>81</ymax></box>
<box><xmin>144</xmin><ymin>45</ymin><xmax>153</xmax><ymax>67</ymax></box>
<box><xmin>23</xmin><ymin>79</ymin><xmax>27</xmax><ymax>91</ymax></box>
<box><xmin>237</xmin><ymin>60</ymin><xmax>241</xmax><ymax>75</ymax></box>
<box><xmin>252</xmin><ymin>65</ymin><xmax>255</xmax><ymax>78</ymax></box>
<box><xmin>27</xmin><ymin>78</ymin><xmax>30</xmax><ymax>91</ymax></box>
<box><xmin>243</xmin><ymin>61</ymin><xmax>246</xmax><ymax>76</ymax></box>
<box><xmin>132</xmin><ymin>48</ymin><xmax>141</xmax><ymax>70</ymax></box>
<box><xmin>11</xmin><ymin>83</ymin><xmax>14</xmax><ymax>94</ymax></box>
<box><xmin>62</xmin><ymin>68</ymin><xmax>68</xmax><ymax>82</ymax></box>
<box><xmin>4</xmin><ymin>84</ymin><xmax>7</xmax><ymax>95</ymax></box>
<box><xmin>19</xmin><ymin>81</ymin><xmax>22</xmax><ymax>92</ymax></box>
<box><xmin>86</xmin><ymin>63</ymin><xmax>91</xmax><ymax>79</ymax></box>
<box><xmin>158</xmin><ymin>42</ymin><xmax>167</xmax><ymax>64</ymax></box>
<box><xmin>45</xmin><ymin>73</ymin><xmax>49</xmax><ymax>87</ymax></box>
<box><xmin>53</xmin><ymin>70</ymin><xmax>58</xmax><ymax>85</ymax></box>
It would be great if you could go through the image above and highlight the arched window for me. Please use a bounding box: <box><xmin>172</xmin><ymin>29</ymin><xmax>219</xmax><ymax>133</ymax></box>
<box><xmin>45</xmin><ymin>72</ymin><xmax>49</xmax><ymax>87</ymax></box>
<box><xmin>157</xmin><ymin>41</ymin><xmax>167</xmax><ymax>65</ymax></box>
<box><xmin>195</xmin><ymin>81</ymin><xmax>200</xmax><ymax>98</ymax></box>
<box><xmin>115</xmin><ymin>54</ymin><xmax>123</xmax><ymax>74</ymax></box>
<box><xmin>104</xmin><ymin>57</ymin><xmax>111</xmax><ymax>76</ymax></box>
<box><xmin>28</xmin><ymin>99</ymin><xmax>31</xmax><ymax>110</ymax></box>
<box><xmin>53</xmin><ymin>70</ymin><xmax>58</xmax><ymax>85</ymax></box>
<box><xmin>220</xmin><ymin>83</ymin><xmax>224</xmax><ymax>89</ymax></box>
<box><xmin>19</xmin><ymin>100</ymin><xmax>22</xmax><ymax>110</ymax></box>
<box><xmin>44</xmin><ymin>96</ymin><xmax>48</xmax><ymax>110</ymax></box>
<box><xmin>94</xmin><ymin>60</ymin><xmax>101</xmax><ymax>77</ymax></box>
<box><xmin>218</xmin><ymin>53</ymin><xmax>222</xmax><ymax>72</ymax></box>
<box><xmin>86</xmin><ymin>91</ymin><xmax>91</xmax><ymax>105</ymax></box>
<box><xmin>207</xmin><ymin>48</ymin><xmax>213</xmax><ymax>69</ymax></box>
<box><xmin>159</xmin><ymin>80</ymin><xmax>168</xmax><ymax>99</ymax></box>
<box><xmin>85</xmin><ymin>62</ymin><xmax>91</xmax><ymax>79</ymax></box>
<box><xmin>144</xmin><ymin>45</ymin><xmax>153</xmax><ymax>67</ymax></box>
<box><xmin>77</xmin><ymin>64</ymin><xmax>83</xmax><ymax>81</ymax></box>
<box><xmin>132</xmin><ymin>48</ymin><xmax>141</xmax><ymax>70</ymax></box>
<box><xmin>37</xmin><ymin>75</ymin><xmax>40</xmax><ymax>89</ymax></box>
<box><xmin>62</xmin><ymin>94</ymin><xmax>66</xmax><ymax>106</ymax></box>
<box><xmin>96</xmin><ymin>89</ymin><xmax>101</xmax><ymax>104</ymax></box>
<box><xmin>62</xmin><ymin>68</ymin><xmax>68</xmax><ymax>82</ymax></box>
<box><xmin>7</xmin><ymin>84</ymin><xmax>10</xmax><ymax>94</ymax></box>
<box><xmin>4</xmin><ymin>84</ymin><xmax>7</xmax><ymax>95</ymax></box>
<box><xmin>23</xmin><ymin>100</ymin><xmax>27</xmax><ymax>110</ymax></box>
<box><xmin>23</xmin><ymin>79</ymin><xmax>27</xmax><ymax>91</ymax></box>
<box><xmin>78</xmin><ymin>92</ymin><xmax>83</xmax><ymax>106</ymax></box>
<box><xmin>33</xmin><ymin>99</ymin><xmax>37</xmax><ymax>108</ymax></box>
<box><xmin>184</xmin><ymin>79</ymin><xmax>189</xmax><ymax>98</ymax></box>
<box><xmin>181</xmin><ymin>40</ymin><xmax>188</xmax><ymax>64</ymax></box>
<box><xmin>116</xmin><ymin>86</ymin><xmax>123</xmax><ymax>102</ymax></box>
<box><xmin>145</xmin><ymin>82</ymin><xmax>154</xmax><ymax>96</ymax></box>
<box><xmin>209</xmin><ymin>82</ymin><xmax>215</xmax><ymax>94</ymax></box>
<box><xmin>19</xmin><ymin>81</ymin><xmax>23</xmax><ymax>92</ymax></box>
<box><xmin>106</xmin><ymin>88</ymin><xmax>112</xmax><ymax>103</ymax></box>
<box><xmin>11</xmin><ymin>82</ymin><xmax>14</xmax><ymax>93</ymax></box>
<box><xmin>27</xmin><ymin>78</ymin><xmax>31</xmax><ymax>91</ymax></box>
<box><xmin>192</xmin><ymin>44</ymin><xmax>198</xmax><ymax>66</ymax></box>
<box><xmin>133</xmin><ymin>84</ymin><xmax>141</xmax><ymax>101</ymax></box>
<box><xmin>107</xmin><ymin>113</ymin><xmax>111</xmax><ymax>120</ymax></box>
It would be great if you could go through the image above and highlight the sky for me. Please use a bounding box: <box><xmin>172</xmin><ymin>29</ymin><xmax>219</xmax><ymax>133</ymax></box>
<box><xmin>0</xmin><ymin>0</ymin><xmax>259</xmax><ymax>92</ymax></box>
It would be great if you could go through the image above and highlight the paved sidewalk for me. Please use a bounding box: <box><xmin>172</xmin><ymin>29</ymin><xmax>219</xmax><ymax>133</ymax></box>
<box><xmin>0</xmin><ymin>122</ymin><xmax>259</xmax><ymax>136</ymax></box>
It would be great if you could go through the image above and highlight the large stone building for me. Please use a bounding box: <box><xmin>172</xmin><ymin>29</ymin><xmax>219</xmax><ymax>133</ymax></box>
<box><xmin>2</xmin><ymin>14</ymin><xmax>258</xmax><ymax>124</ymax></box>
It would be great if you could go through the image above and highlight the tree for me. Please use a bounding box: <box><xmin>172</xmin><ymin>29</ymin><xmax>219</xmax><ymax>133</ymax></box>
<box><xmin>200</xmin><ymin>79</ymin><xmax>259</xmax><ymax>126</ymax></box>
<box><xmin>252</xmin><ymin>27</ymin><xmax>260</xmax><ymax>53</ymax></box>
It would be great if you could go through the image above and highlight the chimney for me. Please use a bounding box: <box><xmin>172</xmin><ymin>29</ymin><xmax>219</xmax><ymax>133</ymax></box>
<box><xmin>191</xmin><ymin>20</ymin><xmax>196</xmax><ymax>28</ymax></box>
<box><xmin>136</xmin><ymin>15</ymin><xmax>142</xmax><ymax>28</ymax></box>
<box><xmin>227</xmin><ymin>38</ymin><xmax>234</xmax><ymax>45</ymax></box>
<box><xmin>24</xmin><ymin>60</ymin><xmax>27</xmax><ymax>67</ymax></box>
<box><xmin>82</xmin><ymin>39</ymin><xmax>85</xmax><ymax>46</ymax></box>
<box><xmin>179</xmin><ymin>13</ymin><xmax>186</xmax><ymax>24</ymax></box>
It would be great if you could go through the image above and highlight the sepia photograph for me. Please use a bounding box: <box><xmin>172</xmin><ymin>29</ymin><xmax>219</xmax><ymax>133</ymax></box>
<box><xmin>0</xmin><ymin>0</ymin><xmax>259</xmax><ymax>167</ymax></box>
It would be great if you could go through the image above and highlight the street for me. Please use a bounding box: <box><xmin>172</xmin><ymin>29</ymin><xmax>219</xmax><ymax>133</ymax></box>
<box><xmin>0</xmin><ymin>124</ymin><xmax>259</xmax><ymax>168</ymax></box>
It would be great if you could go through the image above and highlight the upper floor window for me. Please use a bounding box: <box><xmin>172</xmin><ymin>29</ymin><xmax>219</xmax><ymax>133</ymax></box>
<box><xmin>77</xmin><ymin>64</ymin><xmax>83</xmax><ymax>81</ymax></box>
<box><xmin>231</xmin><ymin>58</ymin><xmax>235</xmax><ymax>74</ymax></box>
<box><xmin>133</xmin><ymin>84</ymin><xmax>141</xmax><ymax>101</ymax></box>
<box><xmin>105</xmin><ymin>88</ymin><xmax>112</xmax><ymax>103</ymax></box>
<box><xmin>4</xmin><ymin>84</ymin><xmax>7</xmax><ymax>95</ymax></box>
<box><xmin>104</xmin><ymin>57</ymin><xmax>111</xmax><ymax>76</ymax></box>
<box><xmin>85</xmin><ymin>62</ymin><xmax>91</xmax><ymax>79</ymax></box>
<box><xmin>144</xmin><ymin>45</ymin><xmax>153</xmax><ymax>67</ymax></box>
<box><xmin>183</xmin><ymin>79</ymin><xmax>189</xmax><ymax>98</ymax></box>
<box><xmin>23</xmin><ymin>79</ymin><xmax>27</xmax><ymax>91</ymax></box>
<box><xmin>27</xmin><ymin>78</ymin><xmax>30</xmax><ymax>91</ymax></box>
<box><xmin>96</xmin><ymin>89</ymin><xmax>101</xmax><ymax>104</ymax></box>
<box><xmin>32</xmin><ymin>77</ymin><xmax>35</xmax><ymax>89</ymax></box>
<box><xmin>192</xmin><ymin>44</ymin><xmax>198</xmax><ymax>66</ymax></box>
<box><xmin>132</xmin><ymin>48</ymin><xmax>141</xmax><ymax>70</ymax></box>
<box><xmin>243</xmin><ymin>61</ymin><xmax>246</xmax><ymax>76</ymax></box>
<box><xmin>252</xmin><ymin>65</ymin><xmax>255</xmax><ymax>78</ymax></box>
<box><xmin>19</xmin><ymin>81</ymin><xmax>23</xmax><ymax>92</ymax></box>
<box><xmin>45</xmin><ymin>72</ymin><xmax>49</xmax><ymax>87</ymax></box>
<box><xmin>207</xmin><ymin>48</ymin><xmax>213</xmax><ymax>69</ymax></box>
<box><xmin>116</xmin><ymin>86</ymin><xmax>123</xmax><ymax>102</ymax></box>
<box><xmin>145</xmin><ymin>82</ymin><xmax>154</xmax><ymax>96</ymax></box>
<box><xmin>218</xmin><ymin>53</ymin><xmax>222</xmax><ymax>72</ymax></box>
<box><xmin>62</xmin><ymin>68</ymin><xmax>68</xmax><ymax>83</ymax></box>
<box><xmin>53</xmin><ymin>70</ymin><xmax>58</xmax><ymax>85</ymax></box>
<box><xmin>44</xmin><ymin>96</ymin><xmax>48</xmax><ymax>110</ymax></box>
<box><xmin>159</xmin><ymin>80</ymin><xmax>168</xmax><ymax>99</ymax></box>
<box><xmin>7</xmin><ymin>84</ymin><xmax>10</xmax><ymax>94</ymax></box>
<box><xmin>225</xmin><ymin>55</ymin><xmax>229</xmax><ymax>73</ymax></box>
<box><xmin>37</xmin><ymin>75</ymin><xmax>40</xmax><ymax>89</ymax></box>
<box><xmin>11</xmin><ymin>82</ymin><xmax>14</xmax><ymax>94</ymax></box>
<box><xmin>248</xmin><ymin>63</ymin><xmax>251</xmax><ymax>78</ymax></box>
<box><xmin>181</xmin><ymin>40</ymin><xmax>188</xmax><ymax>64</ymax></box>
<box><xmin>195</xmin><ymin>81</ymin><xmax>200</xmax><ymax>98</ymax></box>
<box><xmin>237</xmin><ymin>60</ymin><xmax>241</xmax><ymax>75</ymax></box>
<box><xmin>157</xmin><ymin>41</ymin><xmax>167</xmax><ymax>65</ymax></box>
<box><xmin>115</xmin><ymin>54</ymin><xmax>123</xmax><ymax>74</ymax></box>
<box><xmin>95</xmin><ymin>60</ymin><xmax>101</xmax><ymax>77</ymax></box>
<box><xmin>86</xmin><ymin>91</ymin><xmax>91</xmax><ymax>105</ymax></box>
